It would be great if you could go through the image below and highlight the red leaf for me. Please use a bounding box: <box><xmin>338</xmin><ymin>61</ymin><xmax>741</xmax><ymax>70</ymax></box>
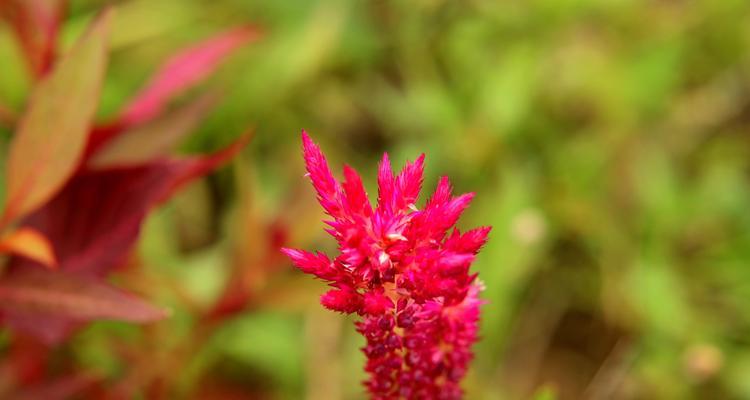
<box><xmin>87</xmin><ymin>92</ymin><xmax>218</xmax><ymax>168</ymax></box>
<box><xmin>12</xmin><ymin>136</ymin><xmax>248</xmax><ymax>276</ymax></box>
<box><xmin>0</xmin><ymin>227</ymin><xmax>57</xmax><ymax>268</ymax></box>
<box><xmin>121</xmin><ymin>26</ymin><xmax>258</xmax><ymax>124</ymax></box>
<box><xmin>4</xmin><ymin>334</ymin><xmax>49</xmax><ymax>385</ymax></box>
<box><xmin>1</xmin><ymin>137</ymin><xmax>246</xmax><ymax>343</ymax></box>
<box><xmin>1</xmin><ymin>8</ymin><xmax>111</xmax><ymax>227</ymax></box>
<box><xmin>3</xmin><ymin>311</ymin><xmax>77</xmax><ymax>345</ymax></box>
<box><xmin>87</xmin><ymin>26</ymin><xmax>260</xmax><ymax>154</ymax></box>
<box><xmin>0</xmin><ymin>269</ymin><xmax>168</xmax><ymax>323</ymax></box>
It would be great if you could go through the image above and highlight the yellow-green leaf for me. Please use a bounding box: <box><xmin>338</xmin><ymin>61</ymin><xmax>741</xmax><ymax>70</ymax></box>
<box><xmin>1</xmin><ymin>8</ymin><xmax>112</xmax><ymax>226</ymax></box>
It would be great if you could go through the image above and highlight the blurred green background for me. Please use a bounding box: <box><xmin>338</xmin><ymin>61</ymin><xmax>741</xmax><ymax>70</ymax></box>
<box><xmin>3</xmin><ymin>0</ymin><xmax>750</xmax><ymax>399</ymax></box>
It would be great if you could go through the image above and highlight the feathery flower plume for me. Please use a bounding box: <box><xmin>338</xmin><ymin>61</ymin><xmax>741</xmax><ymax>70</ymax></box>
<box><xmin>283</xmin><ymin>132</ymin><xmax>490</xmax><ymax>399</ymax></box>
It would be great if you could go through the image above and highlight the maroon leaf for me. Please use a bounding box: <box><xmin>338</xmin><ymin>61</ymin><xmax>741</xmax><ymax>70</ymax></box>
<box><xmin>4</xmin><ymin>311</ymin><xmax>78</xmax><ymax>345</ymax></box>
<box><xmin>2</xmin><ymin>136</ymin><xmax>246</xmax><ymax>343</ymax></box>
<box><xmin>87</xmin><ymin>26</ymin><xmax>260</xmax><ymax>154</ymax></box>
<box><xmin>12</xmin><ymin>136</ymin><xmax>248</xmax><ymax>276</ymax></box>
<box><xmin>0</xmin><ymin>269</ymin><xmax>168</xmax><ymax>323</ymax></box>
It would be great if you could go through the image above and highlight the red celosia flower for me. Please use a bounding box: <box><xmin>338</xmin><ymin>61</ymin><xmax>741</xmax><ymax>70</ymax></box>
<box><xmin>282</xmin><ymin>132</ymin><xmax>491</xmax><ymax>399</ymax></box>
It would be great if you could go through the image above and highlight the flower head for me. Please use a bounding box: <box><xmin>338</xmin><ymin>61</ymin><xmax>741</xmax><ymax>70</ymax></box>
<box><xmin>283</xmin><ymin>131</ymin><xmax>490</xmax><ymax>399</ymax></box>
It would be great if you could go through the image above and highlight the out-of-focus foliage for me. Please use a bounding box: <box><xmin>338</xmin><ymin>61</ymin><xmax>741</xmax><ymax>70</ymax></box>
<box><xmin>2</xmin><ymin>0</ymin><xmax>750</xmax><ymax>399</ymax></box>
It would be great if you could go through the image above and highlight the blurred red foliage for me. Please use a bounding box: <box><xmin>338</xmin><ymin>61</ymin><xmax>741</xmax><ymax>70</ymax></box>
<box><xmin>0</xmin><ymin>2</ymin><xmax>258</xmax><ymax>396</ymax></box>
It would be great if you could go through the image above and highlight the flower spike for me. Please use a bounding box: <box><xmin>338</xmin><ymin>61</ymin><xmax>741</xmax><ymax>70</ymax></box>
<box><xmin>284</xmin><ymin>132</ymin><xmax>491</xmax><ymax>399</ymax></box>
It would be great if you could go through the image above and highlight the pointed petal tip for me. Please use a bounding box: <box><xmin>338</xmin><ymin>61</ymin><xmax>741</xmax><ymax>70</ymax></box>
<box><xmin>378</xmin><ymin>153</ymin><xmax>393</xmax><ymax>177</ymax></box>
<box><xmin>469</xmin><ymin>226</ymin><xmax>492</xmax><ymax>246</ymax></box>
<box><xmin>412</xmin><ymin>153</ymin><xmax>426</xmax><ymax>171</ymax></box>
<box><xmin>281</xmin><ymin>248</ymin><xmax>311</xmax><ymax>265</ymax></box>
<box><xmin>280</xmin><ymin>247</ymin><xmax>299</xmax><ymax>258</ymax></box>
<box><xmin>454</xmin><ymin>192</ymin><xmax>476</xmax><ymax>207</ymax></box>
<box><xmin>300</xmin><ymin>130</ymin><xmax>320</xmax><ymax>156</ymax></box>
<box><xmin>456</xmin><ymin>191</ymin><xmax>476</xmax><ymax>200</ymax></box>
<box><xmin>379</xmin><ymin>152</ymin><xmax>391</xmax><ymax>165</ymax></box>
<box><xmin>473</xmin><ymin>226</ymin><xmax>493</xmax><ymax>237</ymax></box>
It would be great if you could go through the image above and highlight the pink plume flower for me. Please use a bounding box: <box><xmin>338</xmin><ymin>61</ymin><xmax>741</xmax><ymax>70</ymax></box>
<box><xmin>282</xmin><ymin>131</ymin><xmax>491</xmax><ymax>399</ymax></box>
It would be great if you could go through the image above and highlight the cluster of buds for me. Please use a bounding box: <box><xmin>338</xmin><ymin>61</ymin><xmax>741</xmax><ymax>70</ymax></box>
<box><xmin>283</xmin><ymin>132</ymin><xmax>490</xmax><ymax>399</ymax></box>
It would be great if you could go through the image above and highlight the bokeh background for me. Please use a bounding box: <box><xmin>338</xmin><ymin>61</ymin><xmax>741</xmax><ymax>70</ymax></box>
<box><xmin>3</xmin><ymin>0</ymin><xmax>750</xmax><ymax>399</ymax></box>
